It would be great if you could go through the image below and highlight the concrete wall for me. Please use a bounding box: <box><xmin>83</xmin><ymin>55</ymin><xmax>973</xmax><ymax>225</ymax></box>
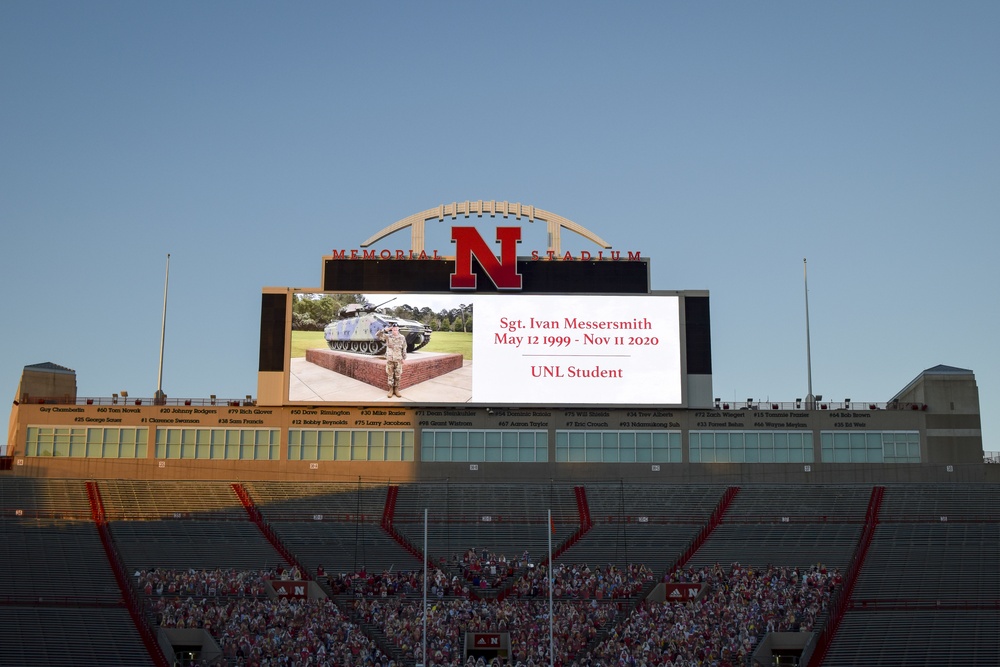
<box><xmin>896</xmin><ymin>367</ymin><xmax>983</xmax><ymax>464</ymax></box>
<box><xmin>17</xmin><ymin>367</ymin><xmax>77</xmax><ymax>404</ymax></box>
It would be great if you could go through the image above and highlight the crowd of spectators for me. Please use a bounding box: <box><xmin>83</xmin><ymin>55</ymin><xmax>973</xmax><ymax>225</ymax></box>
<box><xmin>323</xmin><ymin>552</ymin><xmax>653</xmax><ymax>603</ymax></box>
<box><xmin>350</xmin><ymin>561</ymin><xmax>836</xmax><ymax>667</ymax></box>
<box><xmin>508</xmin><ymin>562</ymin><xmax>655</xmax><ymax>600</ymax></box>
<box><xmin>576</xmin><ymin>563</ymin><xmax>838</xmax><ymax>667</ymax></box>
<box><xmin>134</xmin><ymin>566</ymin><xmax>301</xmax><ymax>598</ymax></box>
<box><xmin>154</xmin><ymin>595</ymin><xmax>392</xmax><ymax>666</ymax></box>
<box><xmin>143</xmin><ymin>568</ymin><xmax>392</xmax><ymax>666</ymax></box>
<box><xmin>133</xmin><ymin>567</ymin><xmax>302</xmax><ymax>597</ymax></box>
<box><xmin>323</xmin><ymin>546</ymin><xmax>533</xmax><ymax>598</ymax></box>
<box><xmin>451</xmin><ymin>547</ymin><xmax>524</xmax><ymax>589</ymax></box>
<box><xmin>327</xmin><ymin>566</ymin><xmax>470</xmax><ymax>599</ymax></box>
<box><xmin>353</xmin><ymin>596</ymin><xmax>616</xmax><ymax>667</ymax></box>
<box><xmin>139</xmin><ymin>561</ymin><xmax>838</xmax><ymax>666</ymax></box>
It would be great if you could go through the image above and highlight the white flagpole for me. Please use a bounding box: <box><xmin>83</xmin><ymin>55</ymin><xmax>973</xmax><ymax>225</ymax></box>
<box><xmin>548</xmin><ymin>508</ymin><xmax>554</xmax><ymax>667</ymax></box>
<box><xmin>155</xmin><ymin>253</ymin><xmax>170</xmax><ymax>405</ymax></box>
<box><xmin>804</xmin><ymin>258</ymin><xmax>815</xmax><ymax>408</ymax></box>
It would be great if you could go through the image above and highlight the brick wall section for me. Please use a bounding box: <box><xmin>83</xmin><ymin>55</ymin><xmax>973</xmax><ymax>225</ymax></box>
<box><xmin>305</xmin><ymin>349</ymin><xmax>464</xmax><ymax>390</ymax></box>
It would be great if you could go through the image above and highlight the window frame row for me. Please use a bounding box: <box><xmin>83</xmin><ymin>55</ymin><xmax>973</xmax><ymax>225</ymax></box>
<box><xmin>690</xmin><ymin>431</ymin><xmax>815</xmax><ymax>463</ymax></box>
<box><xmin>421</xmin><ymin>430</ymin><xmax>548</xmax><ymax>463</ymax></box>
<box><xmin>288</xmin><ymin>429</ymin><xmax>415</xmax><ymax>462</ymax></box>
<box><xmin>24</xmin><ymin>426</ymin><xmax>149</xmax><ymax>459</ymax></box>
<box><xmin>555</xmin><ymin>430</ymin><xmax>682</xmax><ymax>463</ymax></box>
<box><xmin>820</xmin><ymin>431</ymin><xmax>921</xmax><ymax>463</ymax></box>
<box><xmin>154</xmin><ymin>428</ymin><xmax>281</xmax><ymax>460</ymax></box>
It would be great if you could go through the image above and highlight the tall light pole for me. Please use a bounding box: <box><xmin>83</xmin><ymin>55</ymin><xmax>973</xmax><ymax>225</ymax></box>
<box><xmin>804</xmin><ymin>258</ymin><xmax>814</xmax><ymax>409</ymax></box>
<box><xmin>155</xmin><ymin>253</ymin><xmax>170</xmax><ymax>405</ymax></box>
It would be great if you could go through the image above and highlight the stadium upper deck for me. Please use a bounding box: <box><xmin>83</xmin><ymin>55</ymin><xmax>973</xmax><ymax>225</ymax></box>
<box><xmin>5</xmin><ymin>360</ymin><xmax>994</xmax><ymax>484</ymax></box>
<box><xmin>4</xmin><ymin>202</ymin><xmax>994</xmax><ymax>484</ymax></box>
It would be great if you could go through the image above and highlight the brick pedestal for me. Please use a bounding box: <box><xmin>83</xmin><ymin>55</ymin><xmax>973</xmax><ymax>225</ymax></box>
<box><xmin>305</xmin><ymin>349</ymin><xmax>464</xmax><ymax>390</ymax></box>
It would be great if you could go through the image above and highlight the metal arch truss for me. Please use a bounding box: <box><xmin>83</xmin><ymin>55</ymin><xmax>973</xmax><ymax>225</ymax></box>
<box><xmin>359</xmin><ymin>201</ymin><xmax>612</xmax><ymax>256</ymax></box>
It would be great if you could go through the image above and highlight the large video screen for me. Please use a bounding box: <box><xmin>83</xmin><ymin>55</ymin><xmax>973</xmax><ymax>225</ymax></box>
<box><xmin>286</xmin><ymin>292</ymin><xmax>682</xmax><ymax>407</ymax></box>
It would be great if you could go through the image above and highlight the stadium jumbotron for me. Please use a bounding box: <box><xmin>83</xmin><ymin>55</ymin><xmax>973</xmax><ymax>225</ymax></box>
<box><xmin>3</xmin><ymin>203</ymin><xmax>997</xmax><ymax>666</ymax></box>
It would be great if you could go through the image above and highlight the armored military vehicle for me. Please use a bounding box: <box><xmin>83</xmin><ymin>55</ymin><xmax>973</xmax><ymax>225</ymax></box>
<box><xmin>323</xmin><ymin>300</ymin><xmax>432</xmax><ymax>355</ymax></box>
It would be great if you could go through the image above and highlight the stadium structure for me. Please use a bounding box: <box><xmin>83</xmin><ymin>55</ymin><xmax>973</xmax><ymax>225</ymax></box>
<box><xmin>3</xmin><ymin>201</ymin><xmax>998</xmax><ymax>666</ymax></box>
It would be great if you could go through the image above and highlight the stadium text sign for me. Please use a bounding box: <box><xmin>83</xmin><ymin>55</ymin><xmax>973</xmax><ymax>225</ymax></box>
<box><xmin>472</xmin><ymin>634</ymin><xmax>501</xmax><ymax>648</ymax></box>
<box><xmin>472</xmin><ymin>294</ymin><xmax>681</xmax><ymax>404</ymax></box>
<box><xmin>451</xmin><ymin>226</ymin><xmax>522</xmax><ymax>290</ymax></box>
<box><xmin>271</xmin><ymin>581</ymin><xmax>309</xmax><ymax>599</ymax></box>
<box><xmin>330</xmin><ymin>225</ymin><xmax>642</xmax><ymax>291</ymax></box>
<box><xmin>664</xmin><ymin>583</ymin><xmax>703</xmax><ymax>602</ymax></box>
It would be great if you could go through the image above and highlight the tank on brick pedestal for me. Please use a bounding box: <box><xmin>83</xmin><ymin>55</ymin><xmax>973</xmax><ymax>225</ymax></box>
<box><xmin>323</xmin><ymin>299</ymin><xmax>432</xmax><ymax>355</ymax></box>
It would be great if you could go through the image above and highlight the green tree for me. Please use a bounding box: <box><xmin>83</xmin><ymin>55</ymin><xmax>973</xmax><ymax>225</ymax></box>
<box><xmin>437</xmin><ymin>309</ymin><xmax>452</xmax><ymax>330</ymax></box>
<box><xmin>291</xmin><ymin>294</ymin><xmax>356</xmax><ymax>330</ymax></box>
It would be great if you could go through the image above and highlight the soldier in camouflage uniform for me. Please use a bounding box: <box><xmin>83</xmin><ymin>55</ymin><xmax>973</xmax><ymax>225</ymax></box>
<box><xmin>376</xmin><ymin>323</ymin><xmax>407</xmax><ymax>397</ymax></box>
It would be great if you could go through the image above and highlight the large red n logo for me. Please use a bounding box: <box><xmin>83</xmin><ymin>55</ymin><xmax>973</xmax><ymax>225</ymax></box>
<box><xmin>451</xmin><ymin>226</ymin><xmax>522</xmax><ymax>289</ymax></box>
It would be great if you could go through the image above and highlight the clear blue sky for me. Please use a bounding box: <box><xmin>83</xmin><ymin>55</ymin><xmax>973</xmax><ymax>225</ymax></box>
<box><xmin>2</xmin><ymin>2</ymin><xmax>997</xmax><ymax>451</ymax></box>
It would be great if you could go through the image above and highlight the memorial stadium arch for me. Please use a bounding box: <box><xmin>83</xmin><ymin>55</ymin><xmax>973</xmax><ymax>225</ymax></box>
<box><xmin>360</xmin><ymin>200</ymin><xmax>612</xmax><ymax>255</ymax></box>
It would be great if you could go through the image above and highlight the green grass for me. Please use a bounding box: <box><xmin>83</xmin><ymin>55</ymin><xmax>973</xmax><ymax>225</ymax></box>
<box><xmin>290</xmin><ymin>330</ymin><xmax>472</xmax><ymax>359</ymax></box>
<box><xmin>423</xmin><ymin>331</ymin><xmax>472</xmax><ymax>358</ymax></box>
<box><xmin>291</xmin><ymin>331</ymin><xmax>327</xmax><ymax>358</ymax></box>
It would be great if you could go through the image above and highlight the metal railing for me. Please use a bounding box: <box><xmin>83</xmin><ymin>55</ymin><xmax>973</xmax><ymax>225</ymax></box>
<box><xmin>710</xmin><ymin>400</ymin><xmax>927</xmax><ymax>412</ymax></box>
<box><xmin>15</xmin><ymin>396</ymin><xmax>931</xmax><ymax>412</ymax></box>
<box><xmin>16</xmin><ymin>395</ymin><xmax>255</xmax><ymax>407</ymax></box>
